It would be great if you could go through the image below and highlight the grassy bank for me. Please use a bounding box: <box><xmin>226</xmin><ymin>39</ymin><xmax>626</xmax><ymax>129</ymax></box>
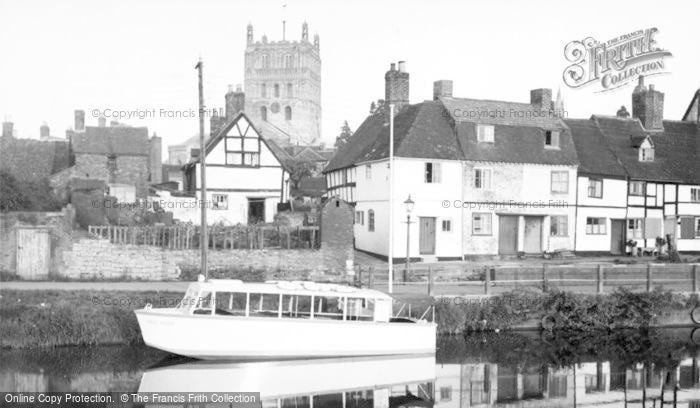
<box><xmin>1</xmin><ymin>287</ymin><xmax>698</xmax><ymax>348</ymax></box>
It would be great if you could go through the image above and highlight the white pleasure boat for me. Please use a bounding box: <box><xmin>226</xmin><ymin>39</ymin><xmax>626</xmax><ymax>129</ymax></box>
<box><xmin>134</xmin><ymin>279</ymin><xmax>436</xmax><ymax>359</ymax></box>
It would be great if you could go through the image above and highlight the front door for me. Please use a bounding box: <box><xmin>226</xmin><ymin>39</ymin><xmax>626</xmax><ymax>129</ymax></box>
<box><xmin>498</xmin><ymin>215</ymin><xmax>518</xmax><ymax>255</ymax></box>
<box><xmin>610</xmin><ymin>219</ymin><xmax>625</xmax><ymax>254</ymax></box>
<box><xmin>419</xmin><ymin>217</ymin><xmax>436</xmax><ymax>255</ymax></box>
<box><xmin>523</xmin><ymin>216</ymin><xmax>543</xmax><ymax>253</ymax></box>
<box><xmin>248</xmin><ymin>199</ymin><xmax>265</xmax><ymax>224</ymax></box>
<box><xmin>17</xmin><ymin>228</ymin><xmax>50</xmax><ymax>279</ymax></box>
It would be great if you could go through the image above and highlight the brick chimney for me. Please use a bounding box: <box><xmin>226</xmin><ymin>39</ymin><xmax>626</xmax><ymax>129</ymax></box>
<box><xmin>385</xmin><ymin>61</ymin><xmax>409</xmax><ymax>112</ymax></box>
<box><xmin>530</xmin><ymin>88</ymin><xmax>553</xmax><ymax>111</ymax></box>
<box><xmin>632</xmin><ymin>76</ymin><xmax>664</xmax><ymax>130</ymax></box>
<box><xmin>110</xmin><ymin>120</ymin><xmax>119</xmax><ymax>127</ymax></box>
<box><xmin>98</xmin><ymin>116</ymin><xmax>106</xmax><ymax>127</ymax></box>
<box><xmin>210</xmin><ymin>108</ymin><xmax>226</xmax><ymax>136</ymax></box>
<box><xmin>2</xmin><ymin>117</ymin><xmax>13</xmax><ymax>138</ymax></box>
<box><xmin>74</xmin><ymin>110</ymin><xmax>85</xmax><ymax>131</ymax></box>
<box><xmin>433</xmin><ymin>80</ymin><xmax>453</xmax><ymax>100</ymax></box>
<box><xmin>40</xmin><ymin>122</ymin><xmax>50</xmax><ymax>137</ymax></box>
<box><xmin>225</xmin><ymin>84</ymin><xmax>245</xmax><ymax>120</ymax></box>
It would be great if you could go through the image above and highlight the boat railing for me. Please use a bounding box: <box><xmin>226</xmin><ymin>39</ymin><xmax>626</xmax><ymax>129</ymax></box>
<box><xmin>393</xmin><ymin>302</ymin><xmax>435</xmax><ymax>323</ymax></box>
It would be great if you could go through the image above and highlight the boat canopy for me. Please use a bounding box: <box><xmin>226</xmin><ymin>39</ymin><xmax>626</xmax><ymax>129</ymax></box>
<box><xmin>190</xmin><ymin>280</ymin><xmax>394</xmax><ymax>301</ymax></box>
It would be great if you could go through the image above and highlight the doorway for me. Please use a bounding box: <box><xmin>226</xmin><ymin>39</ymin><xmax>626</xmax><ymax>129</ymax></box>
<box><xmin>419</xmin><ymin>217</ymin><xmax>436</xmax><ymax>255</ymax></box>
<box><xmin>523</xmin><ymin>216</ymin><xmax>543</xmax><ymax>253</ymax></box>
<box><xmin>610</xmin><ymin>219</ymin><xmax>625</xmax><ymax>254</ymax></box>
<box><xmin>498</xmin><ymin>215</ymin><xmax>518</xmax><ymax>255</ymax></box>
<box><xmin>248</xmin><ymin>198</ymin><xmax>265</xmax><ymax>224</ymax></box>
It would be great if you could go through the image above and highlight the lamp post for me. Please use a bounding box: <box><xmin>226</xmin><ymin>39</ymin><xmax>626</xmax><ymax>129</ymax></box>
<box><xmin>404</xmin><ymin>195</ymin><xmax>415</xmax><ymax>277</ymax></box>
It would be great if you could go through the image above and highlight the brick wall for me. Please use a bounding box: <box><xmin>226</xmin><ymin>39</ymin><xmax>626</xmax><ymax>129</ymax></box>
<box><xmin>0</xmin><ymin>136</ymin><xmax>70</xmax><ymax>182</ymax></box>
<box><xmin>75</xmin><ymin>154</ymin><xmax>149</xmax><ymax>198</ymax></box>
<box><xmin>319</xmin><ymin>197</ymin><xmax>354</xmax><ymax>274</ymax></box>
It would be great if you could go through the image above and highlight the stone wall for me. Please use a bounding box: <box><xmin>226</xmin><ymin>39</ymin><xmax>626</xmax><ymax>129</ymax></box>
<box><xmin>0</xmin><ymin>207</ymin><xmax>76</xmax><ymax>276</ymax></box>
<box><xmin>173</xmin><ymin>249</ymin><xmax>327</xmax><ymax>277</ymax></box>
<box><xmin>319</xmin><ymin>197</ymin><xmax>354</xmax><ymax>274</ymax></box>
<box><xmin>75</xmin><ymin>154</ymin><xmax>149</xmax><ymax>198</ymax></box>
<box><xmin>62</xmin><ymin>238</ymin><xmax>180</xmax><ymax>280</ymax></box>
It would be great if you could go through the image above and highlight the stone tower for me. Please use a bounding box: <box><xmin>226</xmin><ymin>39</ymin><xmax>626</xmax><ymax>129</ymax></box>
<box><xmin>244</xmin><ymin>22</ymin><xmax>322</xmax><ymax>145</ymax></box>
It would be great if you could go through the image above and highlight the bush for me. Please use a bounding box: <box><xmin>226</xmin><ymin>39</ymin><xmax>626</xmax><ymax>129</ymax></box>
<box><xmin>0</xmin><ymin>170</ymin><xmax>62</xmax><ymax>212</ymax></box>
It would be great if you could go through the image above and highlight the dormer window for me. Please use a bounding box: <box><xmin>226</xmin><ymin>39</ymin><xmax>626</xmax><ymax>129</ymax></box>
<box><xmin>639</xmin><ymin>147</ymin><xmax>654</xmax><ymax>162</ymax></box>
<box><xmin>477</xmin><ymin>125</ymin><xmax>494</xmax><ymax>143</ymax></box>
<box><xmin>545</xmin><ymin>130</ymin><xmax>560</xmax><ymax>149</ymax></box>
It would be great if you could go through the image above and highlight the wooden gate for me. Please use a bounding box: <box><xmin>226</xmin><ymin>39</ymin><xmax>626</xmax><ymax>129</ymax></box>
<box><xmin>16</xmin><ymin>227</ymin><xmax>50</xmax><ymax>279</ymax></box>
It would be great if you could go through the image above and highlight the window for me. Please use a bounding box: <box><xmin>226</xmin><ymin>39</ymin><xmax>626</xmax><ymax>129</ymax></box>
<box><xmin>551</xmin><ymin>171</ymin><xmax>569</xmax><ymax>193</ymax></box>
<box><xmin>545</xmin><ymin>130</ymin><xmax>560</xmax><ymax>148</ymax></box>
<box><xmin>287</xmin><ymin>83</ymin><xmax>293</xmax><ymax>98</ymax></box>
<box><xmin>368</xmin><ymin>210</ymin><xmax>375</xmax><ymax>232</ymax></box>
<box><xmin>366</xmin><ymin>164</ymin><xmax>372</xmax><ymax>179</ymax></box>
<box><xmin>472</xmin><ymin>213</ymin><xmax>492</xmax><ymax>235</ymax></box>
<box><xmin>260</xmin><ymin>106</ymin><xmax>267</xmax><ymax>121</ymax></box>
<box><xmin>354</xmin><ymin>211</ymin><xmax>364</xmax><ymax>225</ymax></box>
<box><xmin>244</xmin><ymin>153</ymin><xmax>259</xmax><ymax>166</ymax></box>
<box><xmin>274</xmin><ymin>84</ymin><xmax>280</xmax><ymax>98</ymax></box>
<box><xmin>226</xmin><ymin>153</ymin><xmax>243</xmax><ymax>165</ymax></box>
<box><xmin>477</xmin><ymin>124</ymin><xmax>494</xmax><ymax>142</ymax></box>
<box><xmin>551</xmin><ymin>216</ymin><xmax>568</xmax><ymax>236</ymax></box>
<box><xmin>425</xmin><ymin>162</ymin><xmax>441</xmax><ymax>183</ymax></box>
<box><xmin>261</xmin><ymin>55</ymin><xmax>270</xmax><ymax>68</ymax></box>
<box><xmin>697</xmin><ymin>218</ymin><xmax>700</xmax><ymax>238</ymax></box>
<box><xmin>442</xmin><ymin>219</ymin><xmax>452</xmax><ymax>232</ymax></box>
<box><xmin>440</xmin><ymin>387</ymin><xmax>452</xmax><ymax>402</ymax></box>
<box><xmin>586</xmin><ymin>217</ymin><xmax>606</xmax><ymax>234</ymax></box>
<box><xmin>691</xmin><ymin>188</ymin><xmax>700</xmax><ymax>203</ymax></box>
<box><xmin>284</xmin><ymin>54</ymin><xmax>293</xmax><ymax>68</ymax></box>
<box><xmin>107</xmin><ymin>155</ymin><xmax>117</xmax><ymax>170</ymax></box>
<box><xmin>588</xmin><ymin>179</ymin><xmax>603</xmax><ymax>198</ymax></box>
<box><xmin>285</xmin><ymin>106</ymin><xmax>292</xmax><ymax>121</ymax></box>
<box><xmin>629</xmin><ymin>181</ymin><xmax>645</xmax><ymax>196</ymax></box>
<box><xmin>627</xmin><ymin>219</ymin><xmax>643</xmax><ymax>239</ymax></box>
<box><xmin>212</xmin><ymin>194</ymin><xmax>228</xmax><ymax>210</ymax></box>
<box><xmin>261</xmin><ymin>83</ymin><xmax>267</xmax><ymax>98</ymax></box>
<box><xmin>639</xmin><ymin>148</ymin><xmax>654</xmax><ymax>162</ymax></box>
<box><xmin>474</xmin><ymin>168</ymin><xmax>491</xmax><ymax>189</ymax></box>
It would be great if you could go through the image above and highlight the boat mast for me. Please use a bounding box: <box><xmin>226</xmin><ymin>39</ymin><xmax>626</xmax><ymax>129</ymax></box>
<box><xmin>196</xmin><ymin>57</ymin><xmax>208</xmax><ymax>280</ymax></box>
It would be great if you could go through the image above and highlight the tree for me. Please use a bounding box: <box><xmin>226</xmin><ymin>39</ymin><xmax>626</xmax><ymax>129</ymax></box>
<box><xmin>334</xmin><ymin>120</ymin><xmax>354</xmax><ymax>150</ymax></box>
<box><xmin>288</xmin><ymin>160</ymin><xmax>316</xmax><ymax>190</ymax></box>
<box><xmin>369</xmin><ymin>99</ymin><xmax>387</xmax><ymax>115</ymax></box>
<box><xmin>0</xmin><ymin>169</ymin><xmax>62</xmax><ymax>212</ymax></box>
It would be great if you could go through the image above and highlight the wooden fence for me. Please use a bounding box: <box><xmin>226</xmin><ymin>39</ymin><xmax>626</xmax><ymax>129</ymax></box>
<box><xmin>355</xmin><ymin>263</ymin><xmax>700</xmax><ymax>295</ymax></box>
<box><xmin>88</xmin><ymin>225</ymin><xmax>320</xmax><ymax>250</ymax></box>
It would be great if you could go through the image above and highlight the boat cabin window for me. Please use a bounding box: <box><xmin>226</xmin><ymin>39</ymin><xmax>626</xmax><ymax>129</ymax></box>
<box><xmin>213</xmin><ymin>292</ymin><xmax>248</xmax><ymax>316</ymax></box>
<box><xmin>281</xmin><ymin>294</ymin><xmax>313</xmax><ymax>318</ymax></box>
<box><xmin>343</xmin><ymin>297</ymin><xmax>374</xmax><ymax>321</ymax></box>
<box><xmin>192</xmin><ymin>291</ymin><xmax>214</xmax><ymax>314</ymax></box>
<box><xmin>178</xmin><ymin>286</ymin><xmax>201</xmax><ymax>313</ymax></box>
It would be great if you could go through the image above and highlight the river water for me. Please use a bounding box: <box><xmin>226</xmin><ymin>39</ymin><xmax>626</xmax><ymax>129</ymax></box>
<box><xmin>2</xmin><ymin>328</ymin><xmax>700</xmax><ymax>407</ymax></box>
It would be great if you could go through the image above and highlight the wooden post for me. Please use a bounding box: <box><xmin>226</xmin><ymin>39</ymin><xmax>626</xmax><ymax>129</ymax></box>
<box><xmin>260</xmin><ymin>227</ymin><xmax>264</xmax><ymax>249</ymax></box>
<box><xmin>542</xmin><ymin>264</ymin><xmax>548</xmax><ymax>293</ymax></box>
<box><xmin>647</xmin><ymin>263</ymin><xmax>653</xmax><ymax>292</ymax></box>
<box><xmin>286</xmin><ymin>230</ymin><xmax>291</xmax><ymax>249</ymax></box>
<box><xmin>311</xmin><ymin>228</ymin><xmax>316</xmax><ymax>249</ymax></box>
<box><xmin>693</xmin><ymin>265</ymin><xmax>699</xmax><ymax>293</ymax></box>
<box><xmin>484</xmin><ymin>265</ymin><xmax>491</xmax><ymax>295</ymax></box>
<box><xmin>428</xmin><ymin>266</ymin><xmax>434</xmax><ymax>296</ymax></box>
<box><xmin>597</xmin><ymin>264</ymin><xmax>604</xmax><ymax>294</ymax></box>
<box><xmin>356</xmin><ymin>265</ymin><xmax>363</xmax><ymax>288</ymax></box>
<box><xmin>368</xmin><ymin>266</ymin><xmax>375</xmax><ymax>289</ymax></box>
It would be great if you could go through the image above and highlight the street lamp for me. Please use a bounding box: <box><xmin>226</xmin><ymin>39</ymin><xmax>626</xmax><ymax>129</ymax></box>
<box><xmin>404</xmin><ymin>195</ymin><xmax>415</xmax><ymax>277</ymax></box>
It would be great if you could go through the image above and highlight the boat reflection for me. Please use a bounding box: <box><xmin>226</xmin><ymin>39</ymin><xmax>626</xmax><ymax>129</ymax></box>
<box><xmin>138</xmin><ymin>354</ymin><xmax>437</xmax><ymax>408</ymax></box>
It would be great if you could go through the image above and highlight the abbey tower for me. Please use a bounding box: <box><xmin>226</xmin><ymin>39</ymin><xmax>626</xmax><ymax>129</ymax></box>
<box><xmin>244</xmin><ymin>22</ymin><xmax>322</xmax><ymax>145</ymax></box>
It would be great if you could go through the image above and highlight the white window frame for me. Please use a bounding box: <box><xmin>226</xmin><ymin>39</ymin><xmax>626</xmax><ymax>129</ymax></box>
<box><xmin>588</xmin><ymin>179</ymin><xmax>603</xmax><ymax>198</ymax></box>
<box><xmin>629</xmin><ymin>181</ymin><xmax>645</xmax><ymax>196</ymax></box>
<box><xmin>355</xmin><ymin>211</ymin><xmax>364</xmax><ymax>225</ymax></box>
<box><xmin>472</xmin><ymin>213</ymin><xmax>492</xmax><ymax>235</ymax></box>
<box><xmin>366</xmin><ymin>164</ymin><xmax>372</xmax><ymax>179</ymax></box>
<box><xmin>551</xmin><ymin>171</ymin><xmax>569</xmax><ymax>194</ymax></box>
<box><xmin>691</xmin><ymin>188</ymin><xmax>700</xmax><ymax>203</ymax></box>
<box><xmin>627</xmin><ymin>219</ymin><xmax>644</xmax><ymax>239</ymax></box>
<box><xmin>368</xmin><ymin>210</ymin><xmax>375</xmax><ymax>232</ymax></box>
<box><xmin>639</xmin><ymin>148</ymin><xmax>654</xmax><ymax>162</ymax></box>
<box><xmin>586</xmin><ymin>217</ymin><xmax>606</xmax><ymax>235</ymax></box>
<box><xmin>550</xmin><ymin>215</ymin><xmax>568</xmax><ymax>236</ymax></box>
<box><xmin>474</xmin><ymin>168</ymin><xmax>492</xmax><ymax>189</ymax></box>
<box><xmin>425</xmin><ymin>162</ymin><xmax>441</xmax><ymax>183</ymax></box>
<box><xmin>477</xmin><ymin>125</ymin><xmax>495</xmax><ymax>143</ymax></box>
<box><xmin>212</xmin><ymin>194</ymin><xmax>228</xmax><ymax>210</ymax></box>
<box><xmin>545</xmin><ymin>130</ymin><xmax>560</xmax><ymax>149</ymax></box>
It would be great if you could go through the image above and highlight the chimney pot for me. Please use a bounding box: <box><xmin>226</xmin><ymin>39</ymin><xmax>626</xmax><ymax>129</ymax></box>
<box><xmin>390</xmin><ymin>63</ymin><xmax>396</xmax><ymax>71</ymax></box>
<box><xmin>98</xmin><ymin>117</ymin><xmax>106</xmax><ymax>127</ymax></box>
<box><xmin>398</xmin><ymin>61</ymin><xmax>406</xmax><ymax>72</ymax></box>
<box><xmin>433</xmin><ymin>80</ymin><xmax>453</xmax><ymax>100</ymax></box>
<box><xmin>74</xmin><ymin>110</ymin><xmax>85</xmax><ymax>131</ymax></box>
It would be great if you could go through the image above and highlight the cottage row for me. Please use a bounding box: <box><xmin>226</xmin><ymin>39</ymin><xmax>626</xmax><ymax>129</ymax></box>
<box><xmin>323</xmin><ymin>64</ymin><xmax>700</xmax><ymax>261</ymax></box>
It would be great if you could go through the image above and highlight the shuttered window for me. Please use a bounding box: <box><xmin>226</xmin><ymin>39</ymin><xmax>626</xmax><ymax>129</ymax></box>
<box><xmin>680</xmin><ymin>217</ymin><xmax>695</xmax><ymax>239</ymax></box>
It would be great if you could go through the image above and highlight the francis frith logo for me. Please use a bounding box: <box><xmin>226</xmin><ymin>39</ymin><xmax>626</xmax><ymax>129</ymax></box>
<box><xmin>563</xmin><ymin>28</ymin><xmax>672</xmax><ymax>93</ymax></box>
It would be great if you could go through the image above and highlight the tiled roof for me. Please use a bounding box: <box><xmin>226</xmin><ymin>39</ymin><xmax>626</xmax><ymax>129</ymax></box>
<box><xmin>294</xmin><ymin>147</ymin><xmax>327</xmax><ymax>162</ymax></box>
<box><xmin>440</xmin><ymin>97</ymin><xmax>567</xmax><ymax>129</ymax></box>
<box><xmin>568</xmin><ymin>115</ymin><xmax>700</xmax><ymax>184</ymax></box>
<box><xmin>324</xmin><ymin>98</ymin><xmax>578</xmax><ymax>173</ymax></box>
<box><xmin>565</xmin><ymin>118</ymin><xmax>627</xmax><ymax>178</ymax></box>
<box><xmin>73</xmin><ymin>126</ymin><xmax>149</xmax><ymax>156</ymax></box>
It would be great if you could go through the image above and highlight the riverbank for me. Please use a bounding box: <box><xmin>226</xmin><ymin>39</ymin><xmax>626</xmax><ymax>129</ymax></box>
<box><xmin>1</xmin><ymin>287</ymin><xmax>698</xmax><ymax>348</ymax></box>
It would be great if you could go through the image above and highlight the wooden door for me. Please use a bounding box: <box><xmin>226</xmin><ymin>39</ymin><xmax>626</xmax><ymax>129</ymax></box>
<box><xmin>419</xmin><ymin>217</ymin><xmax>436</xmax><ymax>255</ymax></box>
<box><xmin>610</xmin><ymin>219</ymin><xmax>625</xmax><ymax>255</ymax></box>
<box><xmin>523</xmin><ymin>216</ymin><xmax>543</xmax><ymax>253</ymax></box>
<box><xmin>498</xmin><ymin>215</ymin><xmax>518</xmax><ymax>255</ymax></box>
<box><xmin>17</xmin><ymin>228</ymin><xmax>50</xmax><ymax>279</ymax></box>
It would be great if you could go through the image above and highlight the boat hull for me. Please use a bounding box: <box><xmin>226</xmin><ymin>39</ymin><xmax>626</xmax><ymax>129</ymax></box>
<box><xmin>135</xmin><ymin>309</ymin><xmax>436</xmax><ymax>360</ymax></box>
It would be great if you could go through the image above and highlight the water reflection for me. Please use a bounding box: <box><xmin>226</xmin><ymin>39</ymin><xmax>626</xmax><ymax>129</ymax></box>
<box><xmin>2</xmin><ymin>328</ymin><xmax>700</xmax><ymax>407</ymax></box>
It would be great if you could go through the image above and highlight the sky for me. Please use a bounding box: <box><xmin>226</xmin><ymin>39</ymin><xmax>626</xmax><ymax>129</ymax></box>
<box><xmin>0</xmin><ymin>0</ymin><xmax>698</xmax><ymax>158</ymax></box>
